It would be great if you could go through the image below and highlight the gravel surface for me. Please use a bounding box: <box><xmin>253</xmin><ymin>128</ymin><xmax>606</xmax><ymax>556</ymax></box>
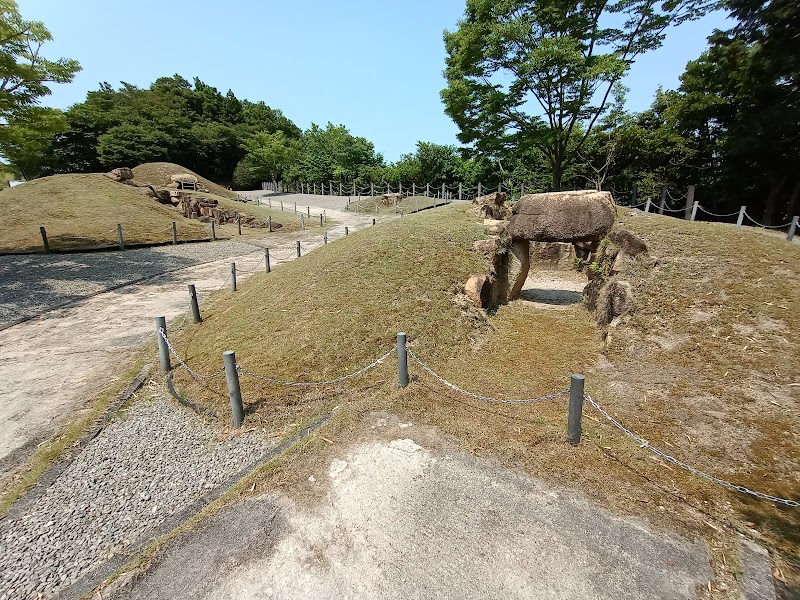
<box><xmin>0</xmin><ymin>241</ymin><xmax>260</xmax><ymax>327</ymax></box>
<box><xmin>0</xmin><ymin>393</ymin><xmax>273</xmax><ymax>600</ymax></box>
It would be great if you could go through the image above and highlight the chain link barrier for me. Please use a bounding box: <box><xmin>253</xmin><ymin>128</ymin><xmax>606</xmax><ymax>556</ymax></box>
<box><xmin>237</xmin><ymin>347</ymin><xmax>396</xmax><ymax>387</ymax></box>
<box><xmin>743</xmin><ymin>212</ymin><xmax>794</xmax><ymax>229</ymax></box>
<box><xmin>408</xmin><ymin>348</ymin><xmax>569</xmax><ymax>405</ymax></box>
<box><xmin>697</xmin><ymin>206</ymin><xmax>741</xmax><ymax>218</ymax></box>
<box><xmin>159</xmin><ymin>328</ymin><xmax>225</xmax><ymax>381</ymax></box>
<box><xmin>585</xmin><ymin>394</ymin><xmax>799</xmax><ymax>507</ymax></box>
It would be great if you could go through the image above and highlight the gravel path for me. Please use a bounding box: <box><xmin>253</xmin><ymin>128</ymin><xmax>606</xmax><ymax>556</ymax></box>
<box><xmin>0</xmin><ymin>392</ymin><xmax>273</xmax><ymax>600</ymax></box>
<box><xmin>0</xmin><ymin>241</ymin><xmax>260</xmax><ymax>328</ymax></box>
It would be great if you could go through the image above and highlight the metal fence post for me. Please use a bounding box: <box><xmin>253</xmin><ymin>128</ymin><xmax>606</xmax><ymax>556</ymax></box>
<box><xmin>172</xmin><ymin>221</ymin><xmax>178</xmax><ymax>245</ymax></box>
<box><xmin>644</xmin><ymin>199</ymin><xmax>651</xmax><ymax>213</ymax></box>
<box><xmin>684</xmin><ymin>185</ymin><xmax>695</xmax><ymax>220</ymax></box>
<box><xmin>397</xmin><ymin>332</ymin><xmax>408</xmax><ymax>387</ymax></box>
<box><xmin>265</xmin><ymin>248</ymin><xmax>271</xmax><ymax>272</ymax></box>
<box><xmin>188</xmin><ymin>284</ymin><xmax>202</xmax><ymax>323</ymax></box>
<box><xmin>155</xmin><ymin>316</ymin><xmax>171</xmax><ymax>372</ymax></box>
<box><xmin>211</xmin><ymin>221</ymin><xmax>216</xmax><ymax>241</ymax></box>
<box><xmin>787</xmin><ymin>216</ymin><xmax>799</xmax><ymax>241</ymax></box>
<box><xmin>222</xmin><ymin>351</ymin><xmax>244</xmax><ymax>428</ymax></box>
<box><xmin>690</xmin><ymin>201</ymin><xmax>699</xmax><ymax>222</ymax></box>
<box><xmin>567</xmin><ymin>374</ymin><xmax>585</xmax><ymax>446</ymax></box>
<box><xmin>230</xmin><ymin>262</ymin><xmax>237</xmax><ymax>292</ymax></box>
<box><xmin>116</xmin><ymin>224</ymin><xmax>125</xmax><ymax>250</ymax></box>
<box><xmin>737</xmin><ymin>206</ymin><xmax>746</xmax><ymax>228</ymax></box>
<box><xmin>39</xmin><ymin>226</ymin><xmax>50</xmax><ymax>253</ymax></box>
<box><xmin>659</xmin><ymin>186</ymin><xmax>667</xmax><ymax>215</ymax></box>
<box><xmin>296</xmin><ymin>241</ymin><xmax>301</xmax><ymax>257</ymax></box>
<box><xmin>345</xmin><ymin>226</ymin><xmax>349</xmax><ymax>236</ymax></box>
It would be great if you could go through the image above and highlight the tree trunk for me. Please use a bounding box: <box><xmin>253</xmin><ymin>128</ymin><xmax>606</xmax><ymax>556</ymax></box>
<box><xmin>764</xmin><ymin>174</ymin><xmax>788</xmax><ymax>226</ymax></box>
<box><xmin>552</xmin><ymin>163</ymin><xmax>563</xmax><ymax>192</ymax></box>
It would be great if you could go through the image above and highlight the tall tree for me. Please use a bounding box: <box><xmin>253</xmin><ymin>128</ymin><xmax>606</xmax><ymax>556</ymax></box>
<box><xmin>441</xmin><ymin>0</ymin><xmax>716</xmax><ymax>190</ymax></box>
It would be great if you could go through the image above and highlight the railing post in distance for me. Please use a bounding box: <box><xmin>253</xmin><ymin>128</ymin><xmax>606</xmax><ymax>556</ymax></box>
<box><xmin>684</xmin><ymin>185</ymin><xmax>695</xmax><ymax>220</ymax></box>
<box><xmin>230</xmin><ymin>262</ymin><xmax>237</xmax><ymax>292</ymax></box>
<box><xmin>458</xmin><ymin>182</ymin><xmax>463</xmax><ymax>200</ymax></box>
<box><xmin>155</xmin><ymin>316</ymin><xmax>171</xmax><ymax>372</ymax></box>
<box><xmin>268</xmin><ymin>216</ymin><xmax>272</xmax><ymax>233</ymax></box>
<box><xmin>737</xmin><ymin>206</ymin><xmax>746</xmax><ymax>228</ymax></box>
<box><xmin>188</xmin><ymin>284</ymin><xmax>202</xmax><ymax>323</ymax></box>
<box><xmin>301</xmin><ymin>214</ymin><xmax>305</xmax><ymax>230</ymax></box>
<box><xmin>211</xmin><ymin>221</ymin><xmax>216</xmax><ymax>241</ymax></box>
<box><xmin>281</xmin><ymin>200</ymin><xmax>284</xmax><ymax>211</ymax></box>
<box><xmin>372</xmin><ymin>218</ymin><xmax>376</xmax><ymax>226</ymax></box>
<box><xmin>690</xmin><ymin>201</ymin><xmax>699</xmax><ymax>222</ymax></box>
<box><xmin>117</xmin><ymin>224</ymin><xmax>125</xmax><ymax>250</ymax></box>
<box><xmin>265</xmin><ymin>248</ymin><xmax>270</xmax><ymax>272</ymax></box>
<box><xmin>324</xmin><ymin>210</ymin><xmax>327</xmax><ymax>223</ymax></box>
<box><xmin>787</xmin><ymin>216</ymin><xmax>799</xmax><ymax>241</ymax></box>
<box><xmin>307</xmin><ymin>206</ymin><xmax>311</xmax><ymax>217</ymax></box>
<box><xmin>397</xmin><ymin>332</ymin><xmax>409</xmax><ymax>387</ymax></box>
<box><xmin>644</xmin><ymin>199</ymin><xmax>651</xmax><ymax>213</ymax></box>
<box><xmin>222</xmin><ymin>351</ymin><xmax>244</xmax><ymax>428</ymax></box>
<box><xmin>659</xmin><ymin>185</ymin><xmax>667</xmax><ymax>215</ymax></box>
<box><xmin>172</xmin><ymin>221</ymin><xmax>178</xmax><ymax>245</ymax></box>
<box><xmin>426</xmin><ymin>182</ymin><xmax>430</xmax><ymax>197</ymax></box>
<box><xmin>39</xmin><ymin>226</ymin><xmax>50</xmax><ymax>254</ymax></box>
<box><xmin>324</xmin><ymin>231</ymin><xmax>328</xmax><ymax>244</ymax></box>
<box><xmin>237</xmin><ymin>215</ymin><xmax>242</xmax><ymax>236</ymax></box>
<box><xmin>567</xmin><ymin>374</ymin><xmax>585</xmax><ymax>446</ymax></box>
<box><xmin>319</xmin><ymin>214</ymin><xmax>323</xmax><ymax>227</ymax></box>
<box><xmin>345</xmin><ymin>226</ymin><xmax>349</xmax><ymax>236</ymax></box>
<box><xmin>296</xmin><ymin>241</ymin><xmax>301</xmax><ymax>257</ymax></box>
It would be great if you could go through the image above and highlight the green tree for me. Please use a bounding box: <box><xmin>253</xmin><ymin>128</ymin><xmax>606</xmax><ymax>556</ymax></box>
<box><xmin>441</xmin><ymin>0</ymin><xmax>716</xmax><ymax>190</ymax></box>
<box><xmin>0</xmin><ymin>106</ymin><xmax>66</xmax><ymax>178</ymax></box>
<box><xmin>97</xmin><ymin>124</ymin><xmax>171</xmax><ymax>167</ymax></box>
<box><xmin>233</xmin><ymin>130</ymin><xmax>297</xmax><ymax>189</ymax></box>
<box><xmin>287</xmin><ymin>123</ymin><xmax>383</xmax><ymax>184</ymax></box>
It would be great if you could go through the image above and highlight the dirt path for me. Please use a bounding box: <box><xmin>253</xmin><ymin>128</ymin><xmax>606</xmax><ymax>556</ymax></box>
<box><xmin>0</xmin><ymin>201</ymin><xmax>378</xmax><ymax>480</ymax></box>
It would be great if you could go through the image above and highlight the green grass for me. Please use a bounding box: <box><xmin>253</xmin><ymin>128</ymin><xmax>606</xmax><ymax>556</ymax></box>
<box><xmin>345</xmin><ymin>195</ymin><xmax>451</xmax><ymax>215</ymax></box>
<box><xmin>0</xmin><ymin>174</ymin><xmax>212</xmax><ymax>252</ymax></box>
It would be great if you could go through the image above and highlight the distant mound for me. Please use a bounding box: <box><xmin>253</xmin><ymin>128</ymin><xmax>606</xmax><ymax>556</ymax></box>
<box><xmin>133</xmin><ymin>163</ymin><xmax>236</xmax><ymax>199</ymax></box>
<box><xmin>0</xmin><ymin>173</ymin><xmax>211</xmax><ymax>252</ymax></box>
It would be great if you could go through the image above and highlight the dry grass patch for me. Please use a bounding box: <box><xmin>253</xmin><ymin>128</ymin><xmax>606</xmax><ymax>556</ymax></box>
<box><xmin>0</xmin><ymin>174</ymin><xmax>211</xmax><ymax>252</ymax></box>
<box><xmin>346</xmin><ymin>195</ymin><xmax>450</xmax><ymax>215</ymax></box>
<box><xmin>131</xmin><ymin>162</ymin><xmax>236</xmax><ymax>199</ymax></box>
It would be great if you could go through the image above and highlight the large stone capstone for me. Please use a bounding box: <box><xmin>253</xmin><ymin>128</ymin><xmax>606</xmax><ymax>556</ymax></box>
<box><xmin>507</xmin><ymin>190</ymin><xmax>616</xmax><ymax>243</ymax></box>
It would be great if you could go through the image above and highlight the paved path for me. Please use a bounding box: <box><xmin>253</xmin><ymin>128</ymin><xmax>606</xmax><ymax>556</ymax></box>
<box><xmin>0</xmin><ymin>199</ymin><xmax>378</xmax><ymax>480</ymax></box>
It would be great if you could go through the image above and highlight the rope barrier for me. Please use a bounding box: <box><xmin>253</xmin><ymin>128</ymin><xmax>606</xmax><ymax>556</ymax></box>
<box><xmin>666</xmin><ymin>189</ymin><xmax>687</xmax><ymax>202</ymax></box>
<box><xmin>159</xmin><ymin>328</ymin><xmax>225</xmax><ymax>381</ymax></box>
<box><xmin>658</xmin><ymin>205</ymin><xmax>686</xmax><ymax>214</ymax></box>
<box><xmin>237</xmin><ymin>347</ymin><xmax>396</xmax><ymax>387</ymax></box>
<box><xmin>408</xmin><ymin>348</ymin><xmax>569</xmax><ymax>405</ymax></box>
<box><xmin>743</xmin><ymin>212</ymin><xmax>793</xmax><ymax>229</ymax></box>
<box><xmin>585</xmin><ymin>393</ymin><xmax>799</xmax><ymax>507</ymax></box>
<box><xmin>696</xmin><ymin>206</ymin><xmax>741</xmax><ymax>218</ymax></box>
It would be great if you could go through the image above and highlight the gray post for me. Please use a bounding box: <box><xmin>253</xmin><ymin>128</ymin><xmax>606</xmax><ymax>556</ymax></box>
<box><xmin>268</xmin><ymin>216</ymin><xmax>272</xmax><ymax>232</ymax></box>
<box><xmin>117</xmin><ymin>224</ymin><xmax>125</xmax><ymax>250</ymax></box>
<box><xmin>339</xmin><ymin>182</ymin><xmax>343</xmax><ymax>196</ymax></box>
<box><xmin>399</xmin><ymin>182</ymin><xmax>402</xmax><ymax>195</ymax></box>
<box><xmin>520</xmin><ymin>182</ymin><xmax>525</xmax><ymax>197</ymax></box>
<box><xmin>296</xmin><ymin>241</ymin><xmax>301</xmax><ymax>257</ymax></box>
<box><xmin>230</xmin><ymin>262</ymin><xmax>237</xmax><ymax>292</ymax></box>
<box><xmin>477</xmin><ymin>182</ymin><xmax>482</xmax><ymax>197</ymax></box>
<box><xmin>787</xmin><ymin>216</ymin><xmax>799</xmax><ymax>241</ymax></box>
<box><xmin>644</xmin><ymin>199</ymin><xmax>651</xmax><ymax>213</ymax></box>
<box><xmin>684</xmin><ymin>185</ymin><xmax>695</xmax><ymax>220</ymax></box>
<box><xmin>736</xmin><ymin>206</ymin><xmax>746</xmax><ymax>228</ymax></box>
<box><xmin>690</xmin><ymin>201</ymin><xmax>699</xmax><ymax>222</ymax></box>
<box><xmin>269</xmin><ymin>198</ymin><xmax>272</xmax><ymax>209</ymax></box>
<box><xmin>237</xmin><ymin>216</ymin><xmax>242</xmax><ymax>235</ymax></box>
<box><xmin>567</xmin><ymin>374</ymin><xmax>585</xmax><ymax>446</ymax></box>
<box><xmin>155</xmin><ymin>316</ymin><xmax>171</xmax><ymax>373</ymax></box>
<box><xmin>323</xmin><ymin>210</ymin><xmax>326</xmax><ymax>223</ymax></box>
<box><xmin>659</xmin><ymin>185</ymin><xmax>667</xmax><ymax>215</ymax></box>
<box><xmin>257</xmin><ymin>197</ymin><xmax>260</xmax><ymax>206</ymax></box>
<box><xmin>300</xmin><ymin>214</ymin><xmax>305</xmax><ymax>230</ymax></box>
<box><xmin>372</xmin><ymin>218</ymin><xmax>376</xmax><ymax>226</ymax></box>
<box><xmin>441</xmin><ymin>183</ymin><xmax>445</xmax><ymax>199</ymax></box>
<box><xmin>319</xmin><ymin>214</ymin><xmax>323</xmax><ymax>227</ymax></box>
<box><xmin>426</xmin><ymin>183</ymin><xmax>430</xmax><ymax>197</ymax></box>
<box><xmin>397</xmin><ymin>332</ymin><xmax>409</xmax><ymax>387</ymax></box>
<box><xmin>211</xmin><ymin>221</ymin><xmax>216</xmax><ymax>241</ymax></box>
<box><xmin>280</xmin><ymin>200</ymin><xmax>284</xmax><ymax>211</ymax></box>
<box><xmin>345</xmin><ymin>226</ymin><xmax>349</xmax><ymax>235</ymax></box>
<box><xmin>265</xmin><ymin>248</ymin><xmax>271</xmax><ymax>273</ymax></box>
<box><xmin>353</xmin><ymin>182</ymin><xmax>356</xmax><ymax>195</ymax></box>
<box><xmin>188</xmin><ymin>284</ymin><xmax>202</xmax><ymax>323</ymax></box>
<box><xmin>371</xmin><ymin>182</ymin><xmax>374</xmax><ymax>196</ymax></box>
<box><xmin>413</xmin><ymin>183</ymin><xmax>416</xmax><ymax>196</ymax></box>
<box><xmin>324</xmin><ymin>231</ymin><xmax>328</xmax><ymax>244</ymax></box>
<box><xmin>294</xmin><ymin>202</ymin><xmax>297</xmax><ymax>214</ymax></box>
<box><xmin>307</xmin><ymin>206</ymin><xmax>310</xmax><ymax>217</ymax></box>
<box><xmin>172</xmin><ymin>221</ymin><xmax>178</xmax><ymax>245</ymax></box>
<box><xmin>222</xmin><ymin>351</ymin><xmax>244</xmax><ymax>428</ymax></box>
<box><xmin>458</xmin><ymin>182</ymin><xmax>463</xmax><ymax>200</ymax></box>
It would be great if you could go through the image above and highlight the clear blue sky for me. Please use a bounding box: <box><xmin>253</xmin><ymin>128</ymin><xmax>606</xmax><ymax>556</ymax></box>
<box><xmin>21</xmin><ymin>0</ymin><xmax>730</xmax><ymax>162</ymax></box>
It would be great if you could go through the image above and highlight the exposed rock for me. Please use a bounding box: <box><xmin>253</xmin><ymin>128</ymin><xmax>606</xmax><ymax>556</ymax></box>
<box><xmin>465</xmin><ymin>274</ymin><xmax>492</xmax><ymax>309</ymax></box>
<box><xmin>474</xmin><ymin>191</ymin><xmax>508</xmax><ymax>220</ymax></box>
<box><xmin>507</xmin><ymin>239</ymin><xmax>531</xmax><ymax>301</ymax></box>
<box><xmin>105</xmin><ymin>167</ymin><xmax>134</xmax><ymax>182</ymax></box>
<box><xmin>507</xmin><ymin>190</ymin><xmax>616</xmax><ymax>243</ymax></box>
<box><xmin>608</xmin><ymin>229</ymin><xmax>648</xmax><ymax>257</ymax></box>
<box><xmin>484</xmin><ymin>219</ymin><xmax>508</xmax><ymax>235</ymax></box>
<box><xmin>473</xmin><ymin>237</ymin><xmax>500</xmax><ymax>258</ymax></box>
<box><xmin>530</xmin><ymin>242</ymin><xmax>575</xmax><ymax>271</ymax></box>
<box><xmin>170</xmin><ymin>173</ymin><xmax>199</xmax><ymax>185</ymax></box>
<box><xmin>381</xmin><ymin>192</ymin><xmax>403</xmax><ymax>206</ymax></box>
